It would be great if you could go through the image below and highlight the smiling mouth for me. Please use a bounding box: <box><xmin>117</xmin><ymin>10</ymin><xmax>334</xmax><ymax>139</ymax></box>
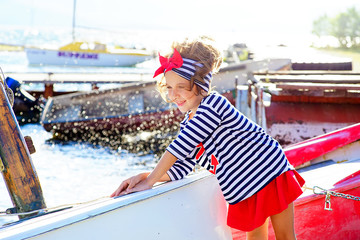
<box><xmin>176</xmin><ymin>100</ymin><xmax>186</xmax><ymax>106</ymax></box>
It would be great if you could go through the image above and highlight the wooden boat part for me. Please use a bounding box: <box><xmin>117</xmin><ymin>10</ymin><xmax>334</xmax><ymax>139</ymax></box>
<box><xmin>0</xmin><ymin>79</ymin><xmax>46</xmax><ymax>219</ymax></box>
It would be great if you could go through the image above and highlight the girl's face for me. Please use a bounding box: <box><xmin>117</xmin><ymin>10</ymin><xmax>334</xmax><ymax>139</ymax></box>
<box><xmin>164</xmin><ymin>71</ymin><xmax>204</xmax><ymax>114</ymax></box>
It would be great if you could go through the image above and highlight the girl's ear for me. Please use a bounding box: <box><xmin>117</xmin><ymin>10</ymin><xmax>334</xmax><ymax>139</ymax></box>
<box><xmin>200</xmin><ymin>89</ymin><xmax>208</xmax><ymax>96</ymax></box>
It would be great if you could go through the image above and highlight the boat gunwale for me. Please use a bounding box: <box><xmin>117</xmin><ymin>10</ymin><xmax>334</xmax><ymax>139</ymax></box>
<box><xmin>0</xmin><ymin>171</ymin><xmax>214</xmax><ymax>238</ymax></box>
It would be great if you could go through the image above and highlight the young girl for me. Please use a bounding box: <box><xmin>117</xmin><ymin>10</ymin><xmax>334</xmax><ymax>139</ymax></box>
<box><xmin>111</xmin><ymin>36</ymin><xmax>305</xmax><ymax>240</ymax></box>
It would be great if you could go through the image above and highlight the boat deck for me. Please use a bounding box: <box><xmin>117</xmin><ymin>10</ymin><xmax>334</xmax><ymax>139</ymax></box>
<box><xmin>298</xmin><ymin>158</ymin><xmax>360</xmax><ymax>198</ymax></box>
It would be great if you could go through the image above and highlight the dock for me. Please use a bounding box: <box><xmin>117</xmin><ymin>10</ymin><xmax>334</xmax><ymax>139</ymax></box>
<box><xmin>6</xmin><ymin>72</ymin><xmax>154</xmax><ymax>98</ymax></box>
<box><xmin>7</xmin><ymin>72</ymin><xmax>153</xmax><ymax>84</ymax></box>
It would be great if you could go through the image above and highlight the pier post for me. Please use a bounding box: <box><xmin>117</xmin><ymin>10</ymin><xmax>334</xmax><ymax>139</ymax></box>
<box><xmin>44</xmin><ymin>83</ymin><xmax>54</xmax><ymax>98</ymax></box>
<box><xmin>0</xmin><ymin>79</ymin><xmax>46</xmax><ymax>219</ymax></box>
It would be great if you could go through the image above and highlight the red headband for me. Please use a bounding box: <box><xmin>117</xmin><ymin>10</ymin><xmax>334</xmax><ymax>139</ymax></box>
<box><xmin>153</xmin><ymin>48</ymin><xmax>183</xmax><ymax>78</ymax></box>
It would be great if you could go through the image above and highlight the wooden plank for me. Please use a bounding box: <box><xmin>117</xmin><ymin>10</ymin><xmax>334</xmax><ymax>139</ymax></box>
<box><xmin>257</xmin><ymin>75</ymin><xmax>360</xmax><ymax>84</ymax></box>
<box><xmin>275</xmin><ymin>83</ymin><xmax>360</xmax><ymax>90</ymax></box>
<box><xmin>0</xmin><ymin>81</ymin><xmax>46</xmax><ymax>218</ymax></box>
<box><xmin>6</xmin><ymin>72</ymin><xmax>154</xmax><ymax>84</ymax></box>
<box><xmin>253</xmin><ymin>70</ymin><xmax>360</xmax><ymax>75</ymax></box>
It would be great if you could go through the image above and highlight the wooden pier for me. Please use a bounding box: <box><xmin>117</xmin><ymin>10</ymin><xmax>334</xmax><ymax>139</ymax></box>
<box><xmin>7</xmin><ymin>72</ymin><xmax>153</xmax><ymax>84</ymax></box>
<box><xmin>6</xmin><ymin>72</ymin><xmax>154</xmax><ymax>98</ymax></box>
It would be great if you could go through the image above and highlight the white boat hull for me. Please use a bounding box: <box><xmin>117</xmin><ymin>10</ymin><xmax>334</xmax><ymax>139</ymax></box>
<box><xmin>25</xmin><ymin>48</ymin><xmax>151</xmax><ymax>67</ymax></box>
<box><xmin>0</xmin><ymin>172</ymin><xmax>232</xmax><ymax>240</ymax></box>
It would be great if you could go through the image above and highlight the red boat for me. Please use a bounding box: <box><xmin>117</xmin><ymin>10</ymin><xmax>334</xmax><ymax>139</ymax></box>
<box><xmin>232</xmin><ymin>123</ymin><xmax>360</xmax><ymax>240</ymax></box>
<box><xmin>247</xmin><ymin>71</ymin><xmax>360</xmax><ymax>146</ymax></box>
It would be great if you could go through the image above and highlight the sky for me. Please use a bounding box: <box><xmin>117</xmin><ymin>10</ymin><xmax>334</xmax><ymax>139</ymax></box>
<box><xmin>0</xmin><ymin>0</ymin><xmax>359</xmax><ymax>48</ymax></box>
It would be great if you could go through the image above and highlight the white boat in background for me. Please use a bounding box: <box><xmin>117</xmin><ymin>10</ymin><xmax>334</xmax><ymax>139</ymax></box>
<box><xmin>25</xmin><ymin>41</ymin><xmax>153</xmax><ymax>67</ymax></box>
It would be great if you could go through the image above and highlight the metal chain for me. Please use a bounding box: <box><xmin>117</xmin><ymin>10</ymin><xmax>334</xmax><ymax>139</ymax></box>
<box><xmin>302</xmin><ymin>185</ymin><xmax>360</xmax><ymax>211</ymax></box>
<box><xmin>312</xmin><ymin>186</ymin><xmax>360</xmax><ymax>201</ymax></box>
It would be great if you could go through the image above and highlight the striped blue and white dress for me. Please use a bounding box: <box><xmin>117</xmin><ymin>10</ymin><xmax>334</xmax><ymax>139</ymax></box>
<box><xmin>166</xmin><ymin>92</ymin><xmax>293</xmax><ymax>205</ymax></box>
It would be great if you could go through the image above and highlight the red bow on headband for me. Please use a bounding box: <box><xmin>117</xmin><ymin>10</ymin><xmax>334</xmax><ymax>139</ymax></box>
<box><xmin>153</xmin><ymin>48</ymin><xmax>183</xmax><ymax>78</ymax></box>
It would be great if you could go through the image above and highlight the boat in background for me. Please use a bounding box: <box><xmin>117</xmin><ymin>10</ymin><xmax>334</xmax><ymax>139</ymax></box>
<box><xmin>24</xmin><ymin>0</ymin><xmax>153</xmax><ymax>67</ymax></box>
<box><xmin>41</xmin><ymin>80</ymin><xmax>183</xmax><ymax>152</ymax></box>
<box><xmin>236</xmin><ymin>70</ymin><xmax>360</xmax><ymax>146</ymax></box>
<box><xmin>223</xmin><ymin>43</ymin><xmax>254</xmax><ymax>63</ymax></box>
<box><xmin>25</xmin><ymin>41</ymin><xmax>153</xmax><ymax>67</ymax></box>
<box><xmin>5</xmin><ymin>77</ymin><xmax>44</xmax><ymax>125</ymax></box>
<box><xmin>39</xmin><ymin>58</ymin><xmax>291</xmax><ymax>151</ymax></box>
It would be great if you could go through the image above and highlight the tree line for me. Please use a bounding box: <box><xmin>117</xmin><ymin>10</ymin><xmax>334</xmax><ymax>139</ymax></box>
<box><xmin>312</xmin><ymin>7</ymin><xmax>360</xmax><ymax>48</ymax></box>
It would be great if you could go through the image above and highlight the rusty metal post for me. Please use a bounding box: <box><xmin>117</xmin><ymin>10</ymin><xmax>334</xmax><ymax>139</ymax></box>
<box><xmin>44</xmin><ymin>83</ymin><xmax>54</xmax><ymax>99</ymax></box>
<box><xmin>0</xmin><ymin>79</ymin><xmax>46</xmax><ymax>219</ymax></box>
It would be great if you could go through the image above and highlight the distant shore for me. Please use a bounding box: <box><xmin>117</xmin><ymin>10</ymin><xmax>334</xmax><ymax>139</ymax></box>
<box><xmin>317</xmin><ymin>48</ymin><xmax>360</xmax><ymax>72</ymax></box>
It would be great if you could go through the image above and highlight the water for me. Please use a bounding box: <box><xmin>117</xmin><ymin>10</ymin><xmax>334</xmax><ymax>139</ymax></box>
<box><xmin>0</xmin><ymin>28</ymin><xmax>180</xmax><ymax>226</ymax></box>
<box><xmin>0</xmin><ymin>124</ymin><xmax>157</xmax><ymax>226</ymax></box>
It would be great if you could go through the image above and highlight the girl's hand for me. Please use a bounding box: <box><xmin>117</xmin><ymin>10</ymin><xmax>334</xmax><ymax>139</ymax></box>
<box><xmin>110</xmin><ymin>172</ymin><xmax>150</xmax><ymax>197</ymax></box>
<box><xmin>110</xmin><ymin>151</ymin><xmax>176</xmax><ymax>197</ymax></box>
<box><xmin>123</xmin><ymin>179</ymin><xmax>153</xmax><ymax>194</ymax></box>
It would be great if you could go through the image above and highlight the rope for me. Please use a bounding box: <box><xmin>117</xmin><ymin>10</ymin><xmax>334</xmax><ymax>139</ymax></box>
<box><xmin>0</xmin><ymin>66</ymin><xmax>14</xmax><ymax>106</ymax></box>
<box><xmin>0</xmin><ymin>66</ymin><xmax>5</xmax><ymax>85</ymax></box>
<box><xmin>0</xmin><ymin>196</ymin><xmax>109</xmax><ymax>217</ymax></box>
<box><xmin>302</xmin><ymin>185</ymin><xmax>314</xmax><ymax>192</ymax></box>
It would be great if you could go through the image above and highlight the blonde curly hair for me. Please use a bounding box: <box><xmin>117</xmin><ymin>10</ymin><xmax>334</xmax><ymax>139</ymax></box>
<box><xmin>156</xmin><ymin>36</ymin><xmax>223</xmax><ymax>102</ymax></box>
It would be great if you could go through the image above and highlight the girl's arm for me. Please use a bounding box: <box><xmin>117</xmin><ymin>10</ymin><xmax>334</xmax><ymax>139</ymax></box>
<box><xmin>110</xmin><ymin>151</ymin><xmax>176</xmax><ymax>197</ymax></box>
<box><xmin>145</xmin><ymin>151</ymin><xmax>177</xmax><ymax>186</ymax></box>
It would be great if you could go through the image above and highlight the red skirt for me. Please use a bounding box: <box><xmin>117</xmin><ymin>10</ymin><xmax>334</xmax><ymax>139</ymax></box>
<box><xmin>227</xmin><ymin>170</ymin><xmax>305</xmax><ymax>232</ymax></box>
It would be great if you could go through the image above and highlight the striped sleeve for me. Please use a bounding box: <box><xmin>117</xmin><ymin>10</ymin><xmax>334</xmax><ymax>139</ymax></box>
<box><xmin>167</xmin><ymin>158</ymin><xmax>196</xmax><ymax>180</ymax></box>
<box><xmin>166</xmin><ymin>94</ymin><xmax>224</xmax><ymax>160</ymax></box>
